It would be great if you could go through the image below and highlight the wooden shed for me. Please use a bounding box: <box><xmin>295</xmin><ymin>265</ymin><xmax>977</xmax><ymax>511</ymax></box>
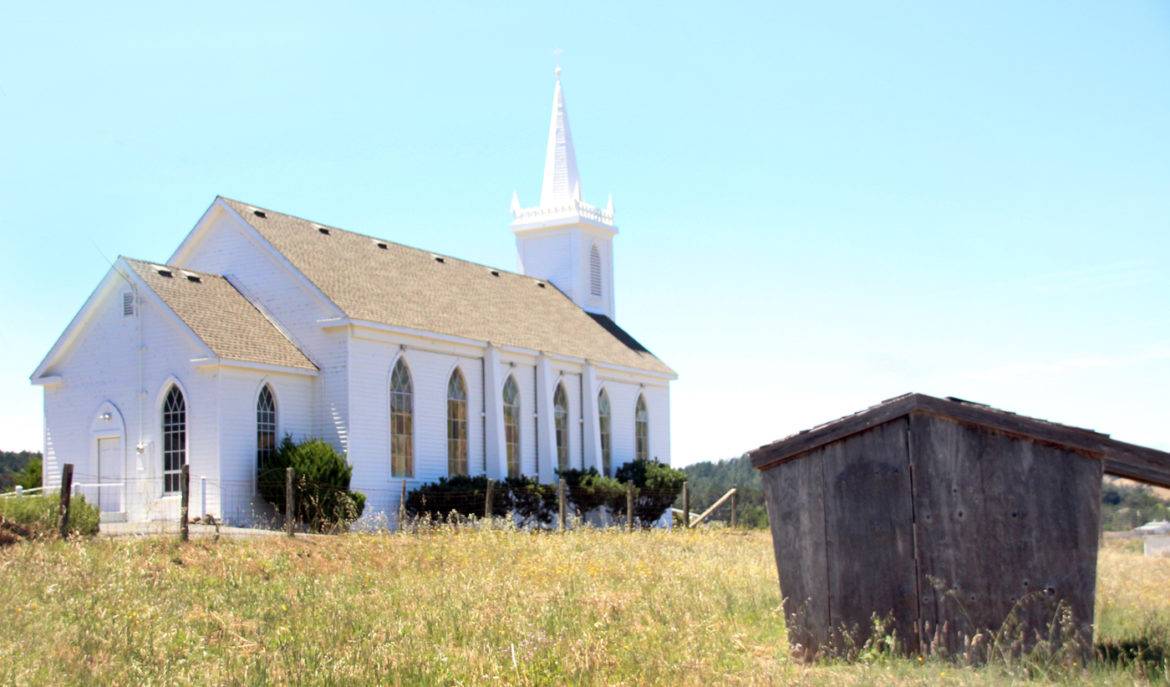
<box><xmin>749</xmin><ymin>393</ymin><xmax>1170</xmax><ymax>659</ymax></box>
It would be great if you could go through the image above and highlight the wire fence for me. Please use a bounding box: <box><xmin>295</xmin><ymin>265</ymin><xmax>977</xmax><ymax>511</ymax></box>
<box><xmin>9</xmin><ymin>464</ymin><xmax>733</xmax><ymax>541</ymax></box>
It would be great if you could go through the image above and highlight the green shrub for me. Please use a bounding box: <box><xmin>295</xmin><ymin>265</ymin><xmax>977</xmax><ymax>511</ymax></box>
<box><xmin>405</xmin><ymin>475</ymin><xmax>557</xmax><ymax>524</ymax></box>
<box><xmin>15</xmin><ymin>458</ymin><xmax>42</xmax><ymax>491</ymax></box>
<box><xmin>258</xmin><ymin>436</ymin><xmax>366</xmax><ymax>533</ymax></box>
<box><xmin>616</xmin><ymin>459</ymin><xmax>687</xmax><ymax>525</ymax></box>
<box><xmin>0</xmin><ymin>492</ymin><xmax>99</xmax><ymax>538</ymax></box>
<box><xmin>558</xmin><ymin>468</ymin><xmax>626</xmax><ymax>515</ymax></box>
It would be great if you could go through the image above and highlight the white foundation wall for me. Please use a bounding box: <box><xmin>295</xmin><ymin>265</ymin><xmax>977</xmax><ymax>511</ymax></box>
<box><xmin>346</xmin><ymin>335</ymin><xmax>487</xmax><ymax>521</ymax></box>
<box><xmin>40</xmin><ymin>278</ymin><xmax>220</xmax><ymax>522</ymax></box>
<box><xmin>214</xmin><ymin>368</ymin><xmax>315</xmax><ymax>525</ymax></box>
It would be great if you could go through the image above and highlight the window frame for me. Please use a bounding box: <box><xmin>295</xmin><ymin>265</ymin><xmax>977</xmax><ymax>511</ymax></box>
<box><xmin>256</xmin><ymin>383</ymin><xmax>277</xmax><ymax>478</ymax></box>
<box><xmin>635</xmin><ymin>394</ymin><xmax>649</xmax><ymax>462</ymax></box>
<box><xmin>553</xmin><ymin>382</ymin><xmax>569</xmax><ymax>471</ymax></box>
<box><xmin>598</xmin><ymin>388</ymin><xmax>612</xmax><ymax>476</ymax></box>
<box><xmin>447</xmin><ymin>368</ymin><xmax>469</xmax><ymax>476</ymax></box>
<box><xmin>390</xmin><ymin>358</ymin><xmax>414</xmax><ymax>477</ymax></box>
<box><xmin>503</xmin><ymin>375</ymin><xmax>522</xmax><ymax>479</ymax></box>
<box><xmin>161</xmin><ymin>384</ymin><xmax>187</xmax><ymax>495</ymax></box>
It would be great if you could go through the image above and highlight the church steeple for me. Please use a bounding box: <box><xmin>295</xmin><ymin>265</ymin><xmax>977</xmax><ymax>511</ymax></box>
<box><xmin>540</xmin><ymin>67</ymin><xmax>582</xmax><ymax>208</ymax></box>
<box><xmin>511</xmin><ymin>66</ymin><xmax>619</xmax><ymax>320</ymax></box>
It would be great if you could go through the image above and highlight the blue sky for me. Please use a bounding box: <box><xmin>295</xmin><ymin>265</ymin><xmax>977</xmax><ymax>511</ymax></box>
<box><xmin>2</xmin><ymin>2</ymin><xmax>1168</xmax><ymax>464</ymax></box>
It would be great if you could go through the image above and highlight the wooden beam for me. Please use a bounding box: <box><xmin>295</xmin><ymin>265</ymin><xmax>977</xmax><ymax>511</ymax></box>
<box><xmin>690</xmin><ymin>488</ymin><xmax>737</xmax><ymax>527</ymax></box>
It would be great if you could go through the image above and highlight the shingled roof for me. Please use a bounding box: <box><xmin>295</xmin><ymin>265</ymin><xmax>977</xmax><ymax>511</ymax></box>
<box><xmin>125</xmin><ymin>258</ymin><xmax>316</xmax><ymax>372</ymax></box>
<box><xmin>219</xmin><ymin>198</ymin><xmax>674</xmax><ymax>375</ymax></box>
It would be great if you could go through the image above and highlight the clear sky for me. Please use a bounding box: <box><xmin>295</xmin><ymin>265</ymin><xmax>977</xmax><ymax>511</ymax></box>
<box><xmin>1</xmin><ymin>2</ymin><xmax>1168</xmax><ymax>464</ymax></box>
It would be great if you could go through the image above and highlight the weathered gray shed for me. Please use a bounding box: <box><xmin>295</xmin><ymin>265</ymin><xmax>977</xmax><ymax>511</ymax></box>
<box><xmin>749</xmin><ymin>393</ymin><xmax>1170</xmax><ymax>658</ymax></box>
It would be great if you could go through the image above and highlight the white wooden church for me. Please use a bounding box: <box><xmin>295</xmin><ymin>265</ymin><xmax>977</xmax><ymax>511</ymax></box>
<box><xmin>30</xmin><ymin>70</ymin><xmax>675</xmax><ymax>525</ymax></box>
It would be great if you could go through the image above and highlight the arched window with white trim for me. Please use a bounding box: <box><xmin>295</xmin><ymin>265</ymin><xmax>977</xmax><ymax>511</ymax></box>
<box><xmin>256</xmin><ymin>384</ymin><xmax>277</xmax><ymax>469</ymax></box>
<box><xmin>589</xmin><ymin>244</ymin><xmax>602</xmax><ymax>297</ymax></box>
<box><xmin>598</xmin><ymin>389</ymin><xmax>612</xmax><ymax>475</ymax></box>
<box><xmin>447</xmin><ymin>369</ymin><xmax>469</xmax><ymax>476</ymax></box>
<box><xmin>161</xmin><ymin>385</ymin><xmax>186</xmax><ymax>494</ymax></box>
<box><xmin>554</xmin><ymin>382</ymin><xmax>569</xmax><ymax>471</ymax></box>
<box><xmin>503</xmin><ymin>375</ymin><xmax>521</xmax><ymax>478</ymax></box>
<box><xmin>635</xmin><ymin>394</ymin><xmax>649</xmax><ymax>462</ymax></box>
<box><xmin>391</xmin><ymin>359</ymin><xmax>413</xmax><ymax>477</ymax></box>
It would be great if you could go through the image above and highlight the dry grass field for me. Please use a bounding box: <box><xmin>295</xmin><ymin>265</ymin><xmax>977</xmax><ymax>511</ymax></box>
<box><xmin>0</xmin><ymin>528</ymin><xmax>1165</xmax><ymax>685</ymax></box>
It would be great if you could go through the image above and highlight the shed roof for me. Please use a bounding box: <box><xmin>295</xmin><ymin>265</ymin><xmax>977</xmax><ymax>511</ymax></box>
<box><xmin>219</xmin><ymin>198</ymin><xmax>674</xmax><ymax>376</ymax></box>
<box><xmin>749</xmin><ymin>393</ymin><xmax>1170</xmax><ymax>488</ymax></box>
<box><xmin>126</xmin><ymin>258</ymin><xmax>317</xmax><ymax>372</ymax></box>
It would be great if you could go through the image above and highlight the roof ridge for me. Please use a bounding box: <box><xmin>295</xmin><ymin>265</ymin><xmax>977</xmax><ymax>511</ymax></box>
<box><xmin>120</xmin><ymin>256</ymin><xmax>224</xmax><ymax>280</ymax></box>
<box><xmin>219</xmin><ymin>197</ymin><xmax>541</xmax><ymax>283</ymax></box>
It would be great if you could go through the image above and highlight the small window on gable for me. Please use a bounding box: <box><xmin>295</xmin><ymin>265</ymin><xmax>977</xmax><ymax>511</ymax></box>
<box><xmin>122</xmin><ymin>292</ymin><xmax>135</xmax><ymax>317</ymax></box>
<box><xmin>590</xmin><ymin>244</ymin><xmax>602</xmax><ymax>297</ymax></box>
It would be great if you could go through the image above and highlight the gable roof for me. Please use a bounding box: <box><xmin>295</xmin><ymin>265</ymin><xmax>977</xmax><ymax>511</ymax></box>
<box><xmin>218</xmin><ymin>197</ymin><xmax>674</xmax><ymax>376</ymax></box>
<box><xmin>125</xmin><ymin>258</ymin><xmax>316</xmax><ymax>372</ymax></box>
<box><xmin>749</xmin><ymin>393</ymin><xmax>1170</xmax><ymax>488</ymax></box>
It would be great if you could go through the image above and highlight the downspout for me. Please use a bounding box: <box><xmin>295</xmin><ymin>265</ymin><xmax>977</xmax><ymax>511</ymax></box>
<box><xmin>481</xmin><ymin>356</ymin><xmax>487</xmax><ymax>474</ymax></box>
<box><xmin>579</xmin><ymin>372</ymin><xmax>585</xmax><ymax>469</ymax></box>
<box><xmin>533</xmin><ymin>364</ymin><xmax>539</xmax><ymax>476</ymax></box>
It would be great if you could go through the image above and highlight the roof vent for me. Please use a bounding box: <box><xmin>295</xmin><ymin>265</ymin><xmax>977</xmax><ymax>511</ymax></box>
<box><xmin>432</xmin><ymin>255</ymin><xmax>445</xmax><ymax>264</ymax></box>
<box><xmin>490</xmin><ymin>270</ymin><xmax>500</xmax><ymax>277</ymax></box>
<box><xmin>537</xmin><ymin>281</ymin><xmax>546</xmax><ymax>288</ymax></box>
<box><xmin>185</xmin><ymin>274</ymin><xmax>202</xmax><ymax>283</ymax></box>
<box><xmin>252</xmin><ymin>210</ymin><xmax>267</xmax><ymax>218</ymax></box>
<box><xmin>156</xmin><ymin>268</ymin><xmax>173</xmax><ymax>278</ymax></box>
<box><xmin>375</xmin><ymin>241</ymin><xmax>388</xmax><ymax>250</ymax></box>
<box><xmin>317</xmin><ymin>227</ymin><xmax>330</xmax><ymax>235</ymax></box>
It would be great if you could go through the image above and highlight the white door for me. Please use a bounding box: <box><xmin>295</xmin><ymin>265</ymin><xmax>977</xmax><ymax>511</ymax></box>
<box><xmin>97</xmin><ymin>437</ymin><xmax>123</xmax><ymax>513</ymax></box>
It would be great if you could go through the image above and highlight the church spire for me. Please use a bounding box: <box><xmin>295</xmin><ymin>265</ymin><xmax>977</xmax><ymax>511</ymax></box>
<box><xmin>539</xmin><ymin>67</ymin><xmax>581</xmax><ymax>208</ymax></box>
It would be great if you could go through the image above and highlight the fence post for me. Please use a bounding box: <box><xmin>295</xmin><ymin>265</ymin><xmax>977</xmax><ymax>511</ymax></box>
<box><xmin>399</xmin><ymin>479</ymin><xmax>408</xmax><ymax>532</ymax></box>
<box><xmin>626</xmin><ymin>481</ymin><xmax>634</xmax><ymax>531</ymax></box>
<box><xmin>484</xmin><ymin>479</ymin><xmax>494</xmax><ymax>526</ymax></box>
<box><xmin>285</xmin><ymin>467</ymin><xmax>295</xmax><ymax>537</ymax></box>
<box><xmin>179</xmin><ymin>464</ymin><xmax>190</xmax><ymax>542</ymax></box>
<box><xmin>57</xmin><ymin>463</ymin><xmax>74</xmax><ymax>540</ymax></box>
<box><xmin>682</xmin><ymin>481</ymin><xmax>690</xmax><ymax>529</ymax></box>
<box><xmin>731</xmin><ymin>490</ymin><xmax>738</xmax><ymax>529</ymax></box>
<box><xmin>200</xmin><ymin>476</ymin><xmax>207</xmax><ymax>521</ymax></box>
<box><xmin>557</xmin><ymin>478</ymin><xmax>567</xmax><ymax>532</ymax></box>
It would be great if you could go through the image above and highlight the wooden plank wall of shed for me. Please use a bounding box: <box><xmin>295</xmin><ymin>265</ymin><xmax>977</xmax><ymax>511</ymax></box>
<box><xmin>761</xmin><ymin>451</ymin><xmax>829</xmax><ymax>653</ymax></box>
<box><xmin>910</xmin><ymin>414</ymin><xmax>1102</xmax><ymax>654</ymax></box>
<box><xmin>761</xmin><ymin>420</ymin><xmax>918</xmax><ymax>654</ymax></box>
<box><xmin>821</xmin><ymin>419</ymin><xmax>918</xmax><ymax>650</ymax></box>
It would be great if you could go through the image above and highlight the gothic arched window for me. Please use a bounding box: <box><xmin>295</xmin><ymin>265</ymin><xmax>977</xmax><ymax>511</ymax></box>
<box><xmin>391</xmin><ymin>359</ymin><xmax>413</xmax><ymax>477</ymax></box>
<box><xmin>447</xmin><ymin>369</ymin><xmax>469</xmax><ymax>476</ymax></box>
<box><xmin>590</xmin><ymin>244</ymin><xmax>602</xmax><ymax>297</ymax></box>
<box><xmin>598</xmin><ymin>388</ymin><xmax>612</xmax><ymax>475</ymax></box>
<box><xmin>162</xmin><ymin>385</ymin><xmax>186</xmax><ymax>494</ymax></box>
<box><xmin>503</xmin><ymin>375</ymin><xmax>521</xmax><ymax>478</ymax></box>
<box><xmin>635</xmin><ymin>394</ymin><xmax>649</xmax><ymax>462</ymax></box>
<box><xmin>256</xmin><ymin>384</ymin><xmax>277</xmax><ymax>470</ymax></box>
<box><xmin>554</xmin><ymin>382</ymin><xmax>569</xmax><ymax>471</ymax></box>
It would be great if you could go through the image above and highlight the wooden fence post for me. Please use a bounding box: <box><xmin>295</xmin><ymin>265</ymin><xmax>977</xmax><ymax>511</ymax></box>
<box><xmin>626</xmin><ymin>481</ymin><xmax>634</xmax><ymax>531</ymax></box>
<box><xmin>731</xmin><ymin>490</ymin><xmax>738</xmax><ymax>529</ymax></box>
<box><xmin>399</xmin><ymin>479</ymin><xmax>408</xmax><ymax>532</ymax></box>
<box><xmin>179</xmin><ymin>464</ymin><xmax>190</xmax><ymax>542</ymax></box>
<box><xmin>484</xmin><ymin>479</ymin><xmax>494</xmax><ymax>526</ymax></box>
<box><xmin>285</xmin><ymin>467</ymin><xmax>295</xmax><ymax>537</ymax></box>
<box><xmin>682</xmin><ymin>481</ymin><xmax>690</xmax><ymax>529</ymax></box>
<box><xmin>57</xmin><ymin>463</ymin><xmax>74</xmax><ymax>540</ymax></box>
<box><xmin>557</xmin><ymin>478</ymin><xmax>567</xmax><ymax>532</ymax></box>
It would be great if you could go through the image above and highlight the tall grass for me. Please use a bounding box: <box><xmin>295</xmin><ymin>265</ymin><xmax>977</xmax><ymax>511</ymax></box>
<box><xmin>0</xmin><ymin>492</ymin><xmax>99</xmax><ymax>538</ymax></box>
<box><xmin>0</xmin><ymin>530</ymin><xmax>1165</xmax><ymax>685</ymax></box>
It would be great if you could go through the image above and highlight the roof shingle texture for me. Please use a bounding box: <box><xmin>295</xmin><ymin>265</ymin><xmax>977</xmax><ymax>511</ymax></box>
<box><xmin>221</xmin><ymin>198</ymin><xmax>673</xmax><ymax>375</ymax></box>
<box><xmin>126</xmin><ymin>258</ymin><xmax>316</xmax><ymax>371</ymax></box>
